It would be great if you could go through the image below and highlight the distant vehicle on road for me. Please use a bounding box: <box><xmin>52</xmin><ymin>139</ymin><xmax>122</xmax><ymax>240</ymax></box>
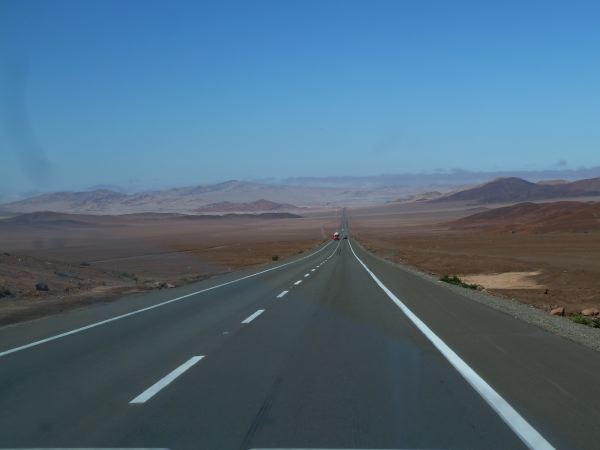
<box><xmin>333</xmin><ymin>232</ymin><xmax>340</xmax><ymax>240</ymax></box>
<box><xmin>343</xmin><ymin>235</ymin><xmax>348</xmax><ymax>239</ymax></box>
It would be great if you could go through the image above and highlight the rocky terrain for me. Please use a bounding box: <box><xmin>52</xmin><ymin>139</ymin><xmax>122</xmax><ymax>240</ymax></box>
<box><xmin>0</xmin><ymin>251</ymin><xmax>141</xmax><ymax>325</ymax></box>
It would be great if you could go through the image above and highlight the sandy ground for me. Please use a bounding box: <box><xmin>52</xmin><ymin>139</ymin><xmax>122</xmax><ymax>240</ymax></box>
<box><xmin>350</xmin><ymin>203</ymin><xmax>600</xmax><ymax>315</ymax></box>
<box><xmin>461</xmin><ymin>272</ymin><xmax>543</xmax><ymax>290</ymax></box>
<box><xmin>0</xmin><ymin>212</ymin><xmax>338</xmax><ymax>324</ymax></box>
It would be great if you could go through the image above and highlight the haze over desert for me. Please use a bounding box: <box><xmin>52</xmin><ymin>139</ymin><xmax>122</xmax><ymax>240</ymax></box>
<box><xmin>4</xmin><ymin>3</ymin><xmax>600</xmax><ymax>448</ymax></box>
<box><xmin>1</xmin><ymin>174</ymin><xmax>600</xmax><ymax>328</ymax></box>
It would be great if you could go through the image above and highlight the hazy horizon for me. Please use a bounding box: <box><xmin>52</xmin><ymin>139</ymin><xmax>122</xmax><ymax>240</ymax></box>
<box><xmin>4</xmin><ymin>165</ymin><xmax>600</xmax><ymax>202</ymax></box>
<box><xmin>2</xmin><ymin>0</ymin><xmax>600</xmax><ymax>197</ymax></box>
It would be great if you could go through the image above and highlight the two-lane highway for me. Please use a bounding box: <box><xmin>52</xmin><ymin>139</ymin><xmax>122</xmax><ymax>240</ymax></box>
<box><xmin>1</xmin><ymin>212</ymin><xmax>600</xmax><ymax>449</ymax></box>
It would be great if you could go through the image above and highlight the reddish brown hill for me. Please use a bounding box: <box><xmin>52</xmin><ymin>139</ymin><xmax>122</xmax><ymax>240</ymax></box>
<box><xmin>447</xmin><ymin>201</ymin><xmax>600</xmax><ymax>232</ymax></box>
<box><xmin>434</xmin><ymin>176</ymin><xmax>600</xmax><ymax>204</ymax></box>
<box><xmin>563</xmin><ymin>177</ymin><xmax>600</xmax><ymax>193</ymax></box>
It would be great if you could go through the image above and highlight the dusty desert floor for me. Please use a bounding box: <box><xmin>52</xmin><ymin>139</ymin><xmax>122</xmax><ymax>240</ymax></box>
<box><xmin>0</xmin><ymin>211</ymin><xmax>338</xmax><ymax>324</ymax></box>
<box><xmin>350</xmin><ymin>202</ymin><xmax>600</xmax><ymax>315</ymax></box>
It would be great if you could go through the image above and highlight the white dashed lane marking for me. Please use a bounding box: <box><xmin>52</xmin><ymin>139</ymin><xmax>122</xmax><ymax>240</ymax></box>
<box><xmin>130</xmin><ymin>356</ymin><xmax>205</xmax><ymax>404</ymax></box>
<box><xmin>241</xmin><ymin>309</ymin><xmax>265</xmax><ymax>324</ymax></box>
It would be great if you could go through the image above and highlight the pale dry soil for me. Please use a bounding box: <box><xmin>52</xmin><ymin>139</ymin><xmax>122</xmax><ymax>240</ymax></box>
<box><xmin>350</xmin><ymin>205</ymin><xmax>600</xmax><ymax>315</ymax></box>
<box><xmin>0</xmin><ymin>213</ymin><xmax>337</xmax><ymax>325</ymax></box>
<box><xmin>461</xmin><ymin>272</ymin><xmax>544</xmax><ymax>290</ymax></box>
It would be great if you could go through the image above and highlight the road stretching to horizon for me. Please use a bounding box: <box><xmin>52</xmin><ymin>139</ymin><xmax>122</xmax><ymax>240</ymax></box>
<box><xmin>1</xmin><ymin>211</ymin><xmax>600</xmax><ymax>450</ymax></box>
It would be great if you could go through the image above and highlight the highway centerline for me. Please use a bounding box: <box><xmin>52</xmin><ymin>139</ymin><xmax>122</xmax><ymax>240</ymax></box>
<box><xmin>348</xmin><ymin>240</ymin><xmax>555</xmax><ymax>450</ymax></box>
<box><xmin>241</xmin><ymin>309</ymin><xmax>265</xmax><ymax>324</ymax></box>
<box><xmin>304</xmin><ymin>273</ymin><xmax>310</xmax><ymax>277</ymax></box>
<box><xmin>276</xmin><ymin>290</ymin><xmax>288</xmax><ymax>298</ymax></box>
<box><xmin>130</xmin><ymin>355</ymin><xmax>204</xmax><ymax>404</ymax></box>
<box><xmin>294</xmin><ymin>280</ymin><xmax>302</xmax><ymax>286</ymax></box>
<box><xmin>0</xmin><ymin>241</ymin><xmax>338</xmax><ymax>359</ymax></box>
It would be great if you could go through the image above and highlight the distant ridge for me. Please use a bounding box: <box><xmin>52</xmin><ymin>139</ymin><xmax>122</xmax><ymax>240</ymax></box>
<box><xmin>537</xmin><ymin>179</ymin><xmax>568</xmax><ymax>185</ymax></box>
<box><xmin>0</xmin><ymin>179</ymin><xmax>440</xmax><ymax>213</ymax></box>
<box><xmin>194</xmin><ymin>199</ymin><xmax>297</xmax><ymax>213</ymax></box>
<box><xmin>0</xmin><ymin>181</ymin><xmax>317</xmax><ymax>214</ymax></box>
<box><xmin>4</xmin><ymin>189</ymin><xmax>128</xmax><ymax>210</ymax></box>
<box><xmin>433</xmin><ymin>176</ymin><xmax>600</xmax><ymax>204</ymax></box>
<box><xmin>5</xmin><ymin>175</ymin><xmax>600</xmax><ymax>214</ymax></box>
<box><xmin>0</xmin><ymin>211</ymin><xmax>302</xmax><ymax>228</ymax></box>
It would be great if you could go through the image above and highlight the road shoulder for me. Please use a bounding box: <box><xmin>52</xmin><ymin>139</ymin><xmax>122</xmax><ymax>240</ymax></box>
<box><xmin>352</xmin><ymin>239</ymin><xmax>600</xmax><ymax>352</ymax></box>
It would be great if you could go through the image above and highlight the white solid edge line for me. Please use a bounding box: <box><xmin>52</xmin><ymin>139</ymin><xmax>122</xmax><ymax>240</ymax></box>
<box><xmin>276</xmin><ymin>290</ymin><xmax>288</xmax><ymax>298</ymax></box>
<box><xmin>241</xmin><ymin>309</ymin><xmax>264</xmax><ymax>324</ymax></box>
<box><xmin>294</xmin><ymin>280</ymin><xmax>302</xmax><ymax>285</ymax></box>
<box><xmin>0</xmin><ymin>241</ymin><xmax>337</xmax><ymax>358</ymax></box>
<box><xmin>130</xmin><ymin>355</ymin><xmax>204</xmax><ymax>404</ymax></box>
<box><xmin>348</xmin><ymin>241</ymin><xmax>555</xmax><ymax>450</ymax></box>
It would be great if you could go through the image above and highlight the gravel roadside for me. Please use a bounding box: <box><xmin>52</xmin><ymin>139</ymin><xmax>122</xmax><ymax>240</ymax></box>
<box><xmin>354</xmin><ymin>240</ymin><xmax>600</xmax><ymax>353</ymax></box>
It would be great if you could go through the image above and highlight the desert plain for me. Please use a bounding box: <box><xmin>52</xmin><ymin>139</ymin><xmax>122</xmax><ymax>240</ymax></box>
<box><xmin>2</xmin><ymin>189</ymin><xmax>600</xmax><ymax>327</ymax></box>
<box><xmin>351</xmin><ymin>200</ymin><xmax>600</xmax><ymax>315</ymax></box>
<box><xmin>0</xmin><ymin>211</ymin><xmax>338</xmax><ymax>324</ymax></box>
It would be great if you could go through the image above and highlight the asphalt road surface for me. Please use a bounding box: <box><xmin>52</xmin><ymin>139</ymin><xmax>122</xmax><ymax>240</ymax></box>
<box><xmin>1</xmin><ymin>211</ymin><xmax>600</xmax><ymax>450</ymax></box>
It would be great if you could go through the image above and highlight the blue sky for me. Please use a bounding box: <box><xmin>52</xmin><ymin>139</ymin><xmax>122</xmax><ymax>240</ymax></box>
<box><xmin>1</xmin><ymin>0</ymin><xmax>600</xmax><ymax>195</ymax></box>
